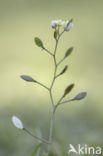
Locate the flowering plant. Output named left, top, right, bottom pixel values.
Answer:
left=12, top=19, right=87, bottom=156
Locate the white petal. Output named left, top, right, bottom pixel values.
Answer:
left=57, top=19, right=62, bottom=26
left=62, top=20, right=69, bottom=27
left=61, top=21, right=65, bottom=25
left=51, top=20, right=57, bottom=28
left=12, top=116, right=23, bottom=129
left=67, top=23, right=74, bottom=30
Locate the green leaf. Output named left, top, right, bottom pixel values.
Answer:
left=20, top=75, right=36, bottom=82
left=63, top=83, right=74, bottom=97
left=54, top=30, right=59, bottom=40
left=29, top=144, right=42, bottom=156
left=65, top=47, right=73, bottom=58
left=72, top=92, right=87, bottom=101
left=58, top=65, right=68, bottom=76
left=34, top=37, right=44, bottom=48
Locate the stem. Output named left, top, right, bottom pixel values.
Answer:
left=54, top=40, right=58, bottom=56
left=49, top=56, right=57, bottom=143
left=36, top=81, right=49, bottom=91
left=49, top=90, right=54, bottom=108
left=50, top=55, right=57, bottom=90
left=49, top=108, right=54, bottom=143
left=49, top=30, right=65, bottom=143
left=54, top=95, right=64, bottom=113
left=23, top=128, right=50, bottom=144
left=57, top=56, right=65, bottom=66
left=59, top=99, right=72, bottom=105
left=43, top=47, right=53, bottom=56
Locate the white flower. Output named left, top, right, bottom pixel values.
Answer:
left=51, top=20, right=58, bottom=28
left=51, top=19, right=62, bottom=28
left=51, top=19, right=73, bottom=30
left=62, top=20, right=74, bottom=31
left=57, top=19, right=62, bottom=26
left=62, top=20, right=69, bottom=27
left=66, top=23, right=74, bottom=31
left=12, top=116, right=23, bottom=129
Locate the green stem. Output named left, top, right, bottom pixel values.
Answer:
left=54, top=95, right=64, bottom=113
left=59, top=99, right=72, bottom=105
left=57, top=56, right=65, bottom=66
left=49, top=56, right=57, bottom=143
left=43, top=47, right=53, bottom=56
left=49, top=107, right=54, bottom=143
left=23, top=128, right=50, bottom=144
left=36, top=81, right=49, bottom=91
left=49, top=30, right=65, bottom=143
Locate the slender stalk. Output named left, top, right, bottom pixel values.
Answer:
left=43, top=47, right=53, bottom=56
left=57, top=57, right=65, bottom=66
left=54, top=95, right=64, bottom=113
left=23, top=128, right=50, bottom=144
left=50, top=55, right=57, bottom=90
left=59, top=99, right=72, bottom=105
left=49, top=90, right=54, bottom=108
left=36, top=81, right=49, bottom=91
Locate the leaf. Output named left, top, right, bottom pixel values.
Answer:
left=58, top=65, right=68, bottom=76
left=65, top=47, right=73, bottom=58
left=29, top=144, right=42, bottom=156
left=72, top=92, right=87, bottom=101
left=63, top=83, right=74, bottom=97
left=20, top=75, right=36, bottom=82
left=54, top=30, right=59, bottom=40
left=34, top=37, right=44, bottom=48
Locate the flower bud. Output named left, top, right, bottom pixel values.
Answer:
left=12, top=116, right=23, bottom=129
left=62, top=20, right=74, bottom=31
left=57, top=19, right=62, bottom=26
left=51, top=20, right=58, bottom=28
left=66, top=23, right=74, bottom=31
left=62, top=20, right=69, bottom=27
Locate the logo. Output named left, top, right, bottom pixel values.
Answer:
left=68, top=144, right=102, bottom=155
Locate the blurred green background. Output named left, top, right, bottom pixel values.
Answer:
left=0, top=0, right=103, bottom=155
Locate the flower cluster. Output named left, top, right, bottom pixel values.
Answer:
left=51, top=19, right=74, bottom=31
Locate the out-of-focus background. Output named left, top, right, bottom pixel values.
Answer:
left=0, top=0, right=103, bottom=155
